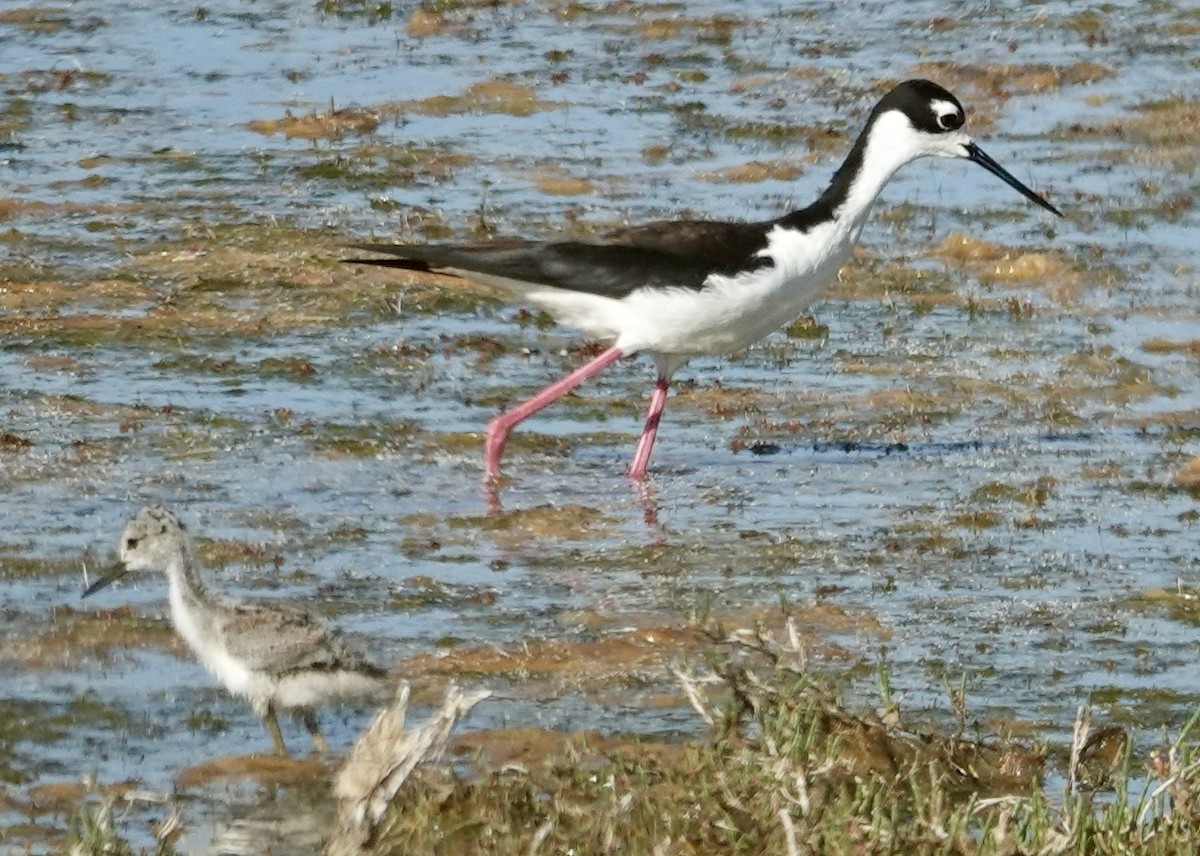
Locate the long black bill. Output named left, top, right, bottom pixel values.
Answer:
left=82, top=565, right=127, bottom=599
left=966, top=143, right=1062, bottom=218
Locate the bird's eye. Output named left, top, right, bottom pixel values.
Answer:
left=125, top=537, right=140, bottom=550
left=937, top=111, right=963, bottom=131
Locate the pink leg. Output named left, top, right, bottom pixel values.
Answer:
left=629, top=376, right=669, bottom=480
left=485, top=345, right=624, bottom=479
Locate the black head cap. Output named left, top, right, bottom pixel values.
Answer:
left=873, top=79, right=966, bottom=134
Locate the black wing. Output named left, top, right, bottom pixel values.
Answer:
left=348, top=218, right=778, bottom=300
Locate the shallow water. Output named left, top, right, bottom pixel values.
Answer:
left=2, top=0, right=1200, bottom=851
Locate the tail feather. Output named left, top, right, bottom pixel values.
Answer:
left=343, top=244, right=436, bottom=273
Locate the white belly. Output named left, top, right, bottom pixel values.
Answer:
left=527, top=221, right=859, bottom=363
left=169, top=585, right=256, bottom=696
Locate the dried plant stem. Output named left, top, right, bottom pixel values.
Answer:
left=325, top=682, right=491, bottom=856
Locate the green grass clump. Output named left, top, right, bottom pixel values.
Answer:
left=362, top=628, right=1200, bottom=855
left=60, top=627, right=1200, bottom=855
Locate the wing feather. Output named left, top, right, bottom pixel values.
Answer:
left=218, top=602, right=384, bottom=679
left=348, top=218, right=777, bottom=300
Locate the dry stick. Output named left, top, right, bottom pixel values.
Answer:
left=1049, top=703, right=1091, bottom=855
left=674, top=666, right=719, bottom=726
left=779, top=808, right=801, bottom=856
left=1066, top=703, right=1091, bottom=796
left=325, top=682, right=491, bottom=856
left=527, top=819, right=555, bottom=856
left=1140, top=760, right=1200, bottom=830
left=1139, top=709, right=1200, bottom=834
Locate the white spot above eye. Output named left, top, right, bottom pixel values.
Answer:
left=930, top=98, right=962, bottom=131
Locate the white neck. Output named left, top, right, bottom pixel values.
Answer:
left=163, top=547, right=208, bottom=604
left=164, top=548, right=221, bottom=663
left=837, top=111, right=927, bottom=228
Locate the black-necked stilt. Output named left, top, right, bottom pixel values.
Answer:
left=83, top=506, right=389, bottom=756
left=351, top=79, right=1061, bottom=481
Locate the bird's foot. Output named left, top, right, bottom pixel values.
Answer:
left=483, top=421, right=509, bottom=479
